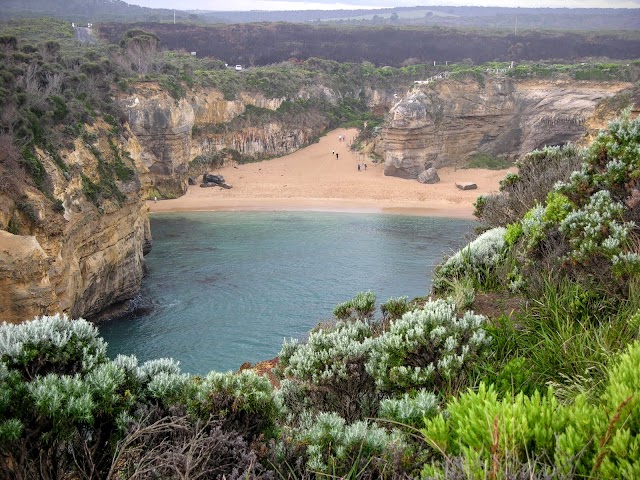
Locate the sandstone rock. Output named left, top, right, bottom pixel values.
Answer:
left=381, top=77, right=632, bottom=179
left=418, top=167, right=440, bottom=184
left=120, top=83, right=398, bottom=198
left=0, top=129, right=150, bottom=324
left=456, top=182, right=478, bottom=190
left=188, top=177, right=197, bottom=185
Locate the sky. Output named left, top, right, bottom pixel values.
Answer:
left=127, top=0, right=640, bottom=11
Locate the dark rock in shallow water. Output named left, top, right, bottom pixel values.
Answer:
left=88, top=295, right=154, bottom=323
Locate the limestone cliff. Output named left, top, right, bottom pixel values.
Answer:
left=381, top=76, right=633, bottom=178
left=0, top=123, right=150, bottom=324
left=119, top=83, right=397, bottom=197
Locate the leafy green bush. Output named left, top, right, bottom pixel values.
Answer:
left=380, top=296, right=410, bottom=322
left=278, top=320, right=377, bottom=421
left=192, top=370, right=281, bottom=442
left=20, top=146, right=46, bottom=190
left=432, top=227, right=506, bottom=292
left=421, top=341, right=640, bottom=479
left=333, top=290, right=377, bottom=320
left=0, top=314, right=107, bottom=378
left=293, top=412, right=403, bottom=477
left=378, top=389, right=439, bottom=426
left=0, top=315, right=278, bottom=479
left=367, top=300, right=490, bottom=395
left=559, top=190, right=633, bottom=264
left=475, top=144, right=584, bottom=229
left=421, top=383, right=568, bottom=478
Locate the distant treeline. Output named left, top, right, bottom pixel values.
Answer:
left=201, top=6, right=640, bottom=31
left=3, top=1, right=640, bottom=31
left=97, top=22, right=640, bottom=67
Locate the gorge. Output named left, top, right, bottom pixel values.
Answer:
left=0, top=58, right=637, bottom=324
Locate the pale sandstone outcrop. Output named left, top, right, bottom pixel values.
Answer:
left=381, top=77, right=633, bottom=179
left=0, top=125, right=150, bottom=324
left=119, top=83, right=399, bottom=198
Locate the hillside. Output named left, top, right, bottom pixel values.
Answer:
left=0, top=0, right=204, bottom=23
left=97, top=22, right=640, bottom=67
left=202, top=6, right=640, bottom=31
left=2, top=0, right=640, bottom=31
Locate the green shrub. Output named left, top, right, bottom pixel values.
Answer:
left=432, top=227, right=506, bottom=292
left=378, top=389, right=439, bottom=427
left=421, top=383, right=569, bottom=477
left=332, top=291, right=377, bottom=320
left=587, top=340, right=640, bottom=478
left=15, top=200, right=38, bottom=225
left=20, top=146, right=46, bottom=190
left=475, top=144, right=584, bottom=229
left=293, top=412, right=402, bottom=477
left=193, top=370, right=281, bottom=441
left=366, top=300, right=491, bottom=395
left=278, top=320, right=377, bottom=421
left=504, top=222, right=523, bottom=247
left=380, top=296, right=410, bottom=322
left=0, top=314, right=107, bottom=378
left=559, top=190, right=633, bottom=264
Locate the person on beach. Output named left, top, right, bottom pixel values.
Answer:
left=357, top=163, right=361, bottom=171
left=336, top=153, right=339, bottom=160
left=332, top=150, right=335, bottom=155
left=364, top=163, right=367, bottom=171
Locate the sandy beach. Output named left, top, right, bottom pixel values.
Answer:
left=149, top=128, right=512, bottom=218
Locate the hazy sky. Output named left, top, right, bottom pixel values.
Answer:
left=127, top=0, right=640, bottom=12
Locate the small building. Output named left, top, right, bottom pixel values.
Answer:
left=235, top=65, right=243, bottom=71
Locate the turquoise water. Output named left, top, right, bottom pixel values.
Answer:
left=99, top=212, right=474, bottom=374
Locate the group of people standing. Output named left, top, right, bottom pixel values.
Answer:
left=333, top=134, right=367, bottom=172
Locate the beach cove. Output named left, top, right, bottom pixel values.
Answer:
left=149, top=128, right=512, bottom=218
left=99, top=128, right=512, bottom=373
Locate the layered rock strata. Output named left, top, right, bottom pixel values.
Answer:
left=0, top=126, right=150, bottom=324
left=381, top=77, right=633, bottom=179
left=119, top=83, right=399, bottom=197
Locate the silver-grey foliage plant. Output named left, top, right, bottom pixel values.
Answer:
left=366, top=299, right=491, bottom=393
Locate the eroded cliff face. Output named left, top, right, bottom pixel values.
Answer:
left=381, top=77, right=633, bottom=178
left=0, top=124, right=150, bottom=323
left=119, top=83, right=397, bottom=197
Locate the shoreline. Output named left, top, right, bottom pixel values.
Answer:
left=148, top=127, right=511, bottom=219
left=149, top=198, right=477, bottom=219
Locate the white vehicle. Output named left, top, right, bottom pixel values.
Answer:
left=235, top=65, right=243, bottom=71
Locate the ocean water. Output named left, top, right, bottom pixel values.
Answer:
left=99, top=211, right=475, bottom=374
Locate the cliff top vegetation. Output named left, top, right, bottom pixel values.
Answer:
left=1, top=11, right=640, bottom=476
